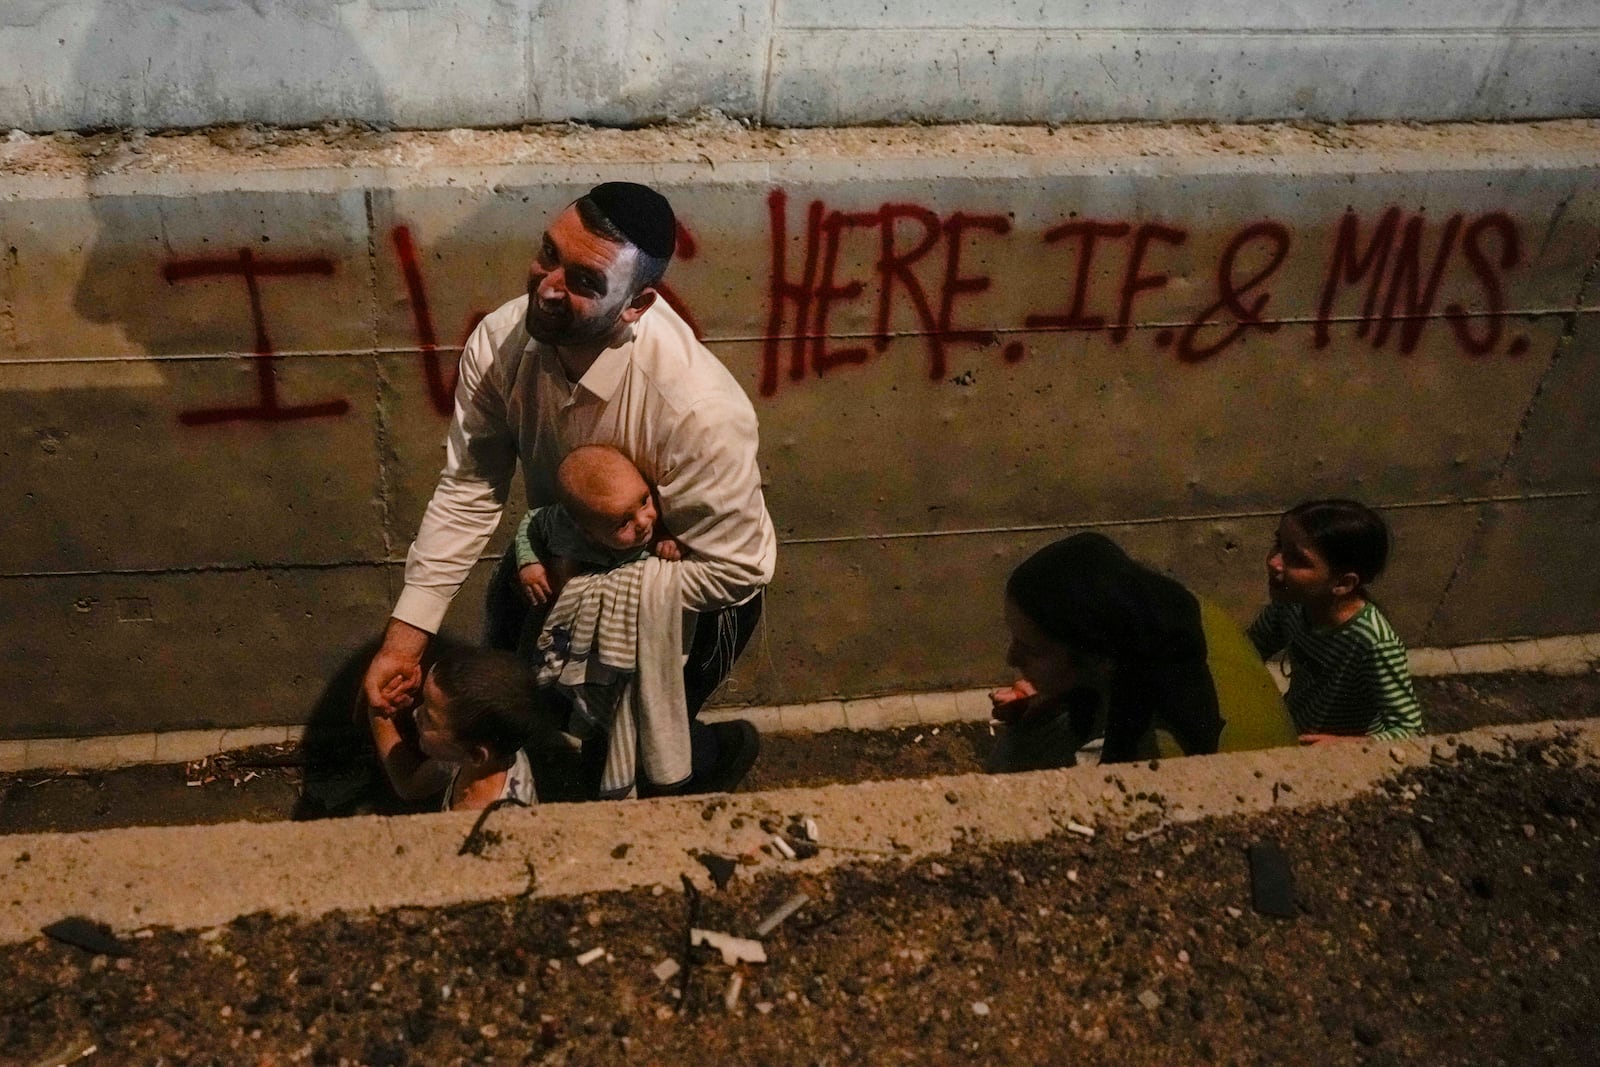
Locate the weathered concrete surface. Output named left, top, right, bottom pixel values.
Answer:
left=2, top=2, right=1598, bottom=131
left=2, top=718, right=1595, bottom=947
left=2, top=121, right=1598, bottom=738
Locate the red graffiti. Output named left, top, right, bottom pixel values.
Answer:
left=391, top=225, right=463, bottom=417
left=655, top=220, right=705, bottom=339
left=1023, top=220, right=1187, bottom=347
left=163, top=195, right=1532, bottom=419
left=1446, top=212, right=1524, bottom=357
left=165, top=249, right=348, bottom=425
left=176, top=219, right=706, bottom=426
left=1314, top=207, right=1525, bottom=357
left=1025, top=220, right=1131, bottom=332
left=761, top=191, right=1012, bottom=395
left=1112, top=224, right=1188, bottom=344
left=1175, top=222, right=1290, bottom=363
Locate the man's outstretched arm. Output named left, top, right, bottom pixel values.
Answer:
left=363, top=304, right=522, bottom=710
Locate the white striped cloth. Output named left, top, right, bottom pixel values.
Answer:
left=534, top=557, right=691, bottom=798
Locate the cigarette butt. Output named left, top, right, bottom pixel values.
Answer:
left=754, top=893, right=810, bottom=937
left=1066, top=821, right=1096, bottom=839
left=575, top=947, right=605, bottom=966
left=771, top=835, right=797, bottom=860
left=724, top=972, right=744, bottom=1012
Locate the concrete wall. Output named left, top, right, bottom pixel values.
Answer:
left=2, top=1, right=1598, bottom=132
left=3, top=121, right=1599, bottom=739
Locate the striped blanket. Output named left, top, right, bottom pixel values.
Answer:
left=533, top=556, right=690, bottom=798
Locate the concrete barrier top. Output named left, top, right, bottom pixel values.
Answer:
left=3, top=718, right=1596, bottom=947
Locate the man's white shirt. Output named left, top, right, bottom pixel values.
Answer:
left=393, top=296, right=777, bottom=634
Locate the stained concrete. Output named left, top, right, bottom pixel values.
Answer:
left=2, top=718, right=1594, bottom=947
left=2, top=121, right=1598, bottom=737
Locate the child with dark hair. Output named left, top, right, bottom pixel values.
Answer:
left=990, top=532, right=1296, bottom=769
left=1247, top=499, right=1424, bottom=742
left=366, top=647, right=540, bottom=810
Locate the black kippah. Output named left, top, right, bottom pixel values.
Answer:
left=586, top=181, right=677, bottom=259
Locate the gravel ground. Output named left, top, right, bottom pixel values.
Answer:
left=4, top=732, right=1598, bottom=1066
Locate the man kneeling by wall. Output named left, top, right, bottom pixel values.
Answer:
left=361, top=181, right=775, bottom=797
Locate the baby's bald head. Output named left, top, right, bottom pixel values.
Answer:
left=556, top=445, right=657, bottom=552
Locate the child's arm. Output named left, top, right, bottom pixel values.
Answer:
left=1362, top=641, right=1425, bottom=741
left=1245, top=603, right=1287, bottom=660
left=366, top=704, right=452, bottom=802
left=516, top=508, right=558, bottom=605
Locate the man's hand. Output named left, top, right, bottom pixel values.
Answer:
left=363, top=618, right=430, bottom=717
left=519, top=562, right=554, bottom=605
left=990, top=679, right=1039, bottom=725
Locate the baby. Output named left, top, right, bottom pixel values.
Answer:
left=365, top=646, right=539, bottom=810
left=514, top=444, right=684, bottom=608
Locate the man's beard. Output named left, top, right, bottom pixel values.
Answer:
left=525, top=300, right=625, bottom=347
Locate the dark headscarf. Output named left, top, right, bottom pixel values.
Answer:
left=1006, top=533, right=1222, bottom=762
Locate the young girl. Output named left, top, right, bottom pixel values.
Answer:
left=1247, top=499, right=1424, bottom=743
left=989, top=532, right=1297, bottom=770
left=366, top=647, right=541, bottom=810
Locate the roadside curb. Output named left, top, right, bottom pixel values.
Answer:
left=3, top=633, right=1594, bottom=773
left=3, top=718, right=1595, bottom=947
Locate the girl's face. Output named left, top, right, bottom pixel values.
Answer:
left=1266, top=516, right=1343, bottom=605
left=1004, top=597, right=1087, bottom=701
left=413, top=672, right=471, bottom=764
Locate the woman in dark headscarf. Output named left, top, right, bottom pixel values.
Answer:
left=989, top=533, right=1295, bottom=770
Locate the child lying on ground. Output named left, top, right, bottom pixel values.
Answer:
left=514, top=444, right=685, bottom=612
left=1247, top=498, right=1424, bottom=743
left=366, top=647, right=540, bottom=810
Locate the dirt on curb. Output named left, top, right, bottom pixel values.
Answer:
left=6, top=117, right=1600, bottom=182
left=4, top=732, right=1598, bottom=1066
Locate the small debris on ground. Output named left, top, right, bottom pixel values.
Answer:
left=695, top=852, right=739, bottom=890
left=41, top=917, right=133, bottom=958
left=690, top=929, right=767, bottom=966
left=754, top=893, right=810, bottom=937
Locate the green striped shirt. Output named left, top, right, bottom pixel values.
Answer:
left=1246, top=601, right=1424, bottom=740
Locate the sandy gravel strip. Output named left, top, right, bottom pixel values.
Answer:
left=3, top=718, right=1595, bottom=946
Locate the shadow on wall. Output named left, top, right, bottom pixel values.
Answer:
left=71, top=0, right=393, bottom=349
left=42, top=2, right=404, bottom=743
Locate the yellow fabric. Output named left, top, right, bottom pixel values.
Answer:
left=1198, top=597, right=1298, bottom=753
